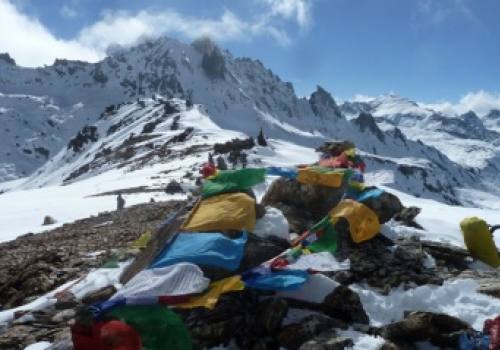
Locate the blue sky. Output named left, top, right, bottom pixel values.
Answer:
left=1, top=0, right=499, bottom=105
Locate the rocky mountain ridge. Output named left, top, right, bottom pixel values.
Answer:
left=341, top=95, right=500, bottom=172
left=0, top=37, right=497, bottom=205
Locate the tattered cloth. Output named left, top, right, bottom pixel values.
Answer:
left=182, top=192, right=256, bottom=232
left=111, top=263, right=210, bottom=301
left=297, top=166, right=345, bottom=188
left=328, top=199, right=380, bottom=243
left=201, top=168, right=266, bottom=198
left=242, top=266, right=309, bottom=291
left=150, top=232, right=247, bottom=271
left=71, top=319, right=142, bottom=350
left=175, top=275, right=245, bottom=310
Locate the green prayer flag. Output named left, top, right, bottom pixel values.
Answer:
left=107, top=305, right=193, bottom=350
left=201, top=168, right=266, bottom=198
left=308, top=216, right=338, bottom=253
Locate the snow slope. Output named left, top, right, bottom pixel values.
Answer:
left=1, top=118, right=499, bottom=251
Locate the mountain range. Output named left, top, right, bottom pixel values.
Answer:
left=1, top=36, right=499, bottom=207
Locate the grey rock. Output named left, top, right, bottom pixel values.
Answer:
left=421, top=240, right=470, bottom=270
left=477, top=279, right=500, bottom=299
left=379, top=341, right=417, bottom=350
left=300, top=332, right=354, bottom=350
left=261, top=178, right=345, bottom=233
left=165, top=179, right=184, bottom=194
left=81, top=285, right=117, bottom=305
left=255, top=298, right=288, bottom=335
left=321, top=285, right=369, bottom=324
left=381, top=311, right=470, bottom=348
left=362, top=191, right=404, bottom=224
left=54, top=292, right=78, bottom=310
left=393, top=207, right=423, bottom=229
left=278, top=314, right=338, bottom=350
left=51, top=309, right=75, bottom=324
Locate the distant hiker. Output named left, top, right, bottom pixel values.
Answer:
left=257, top=127, right=268, bottom=146
left=240, top=152, right=248, bottom=168
left=42, top=215, right=56, bottom=226
left=216, top=156, right=228, bottom=170
left=117, top=194, right=125, bottom=210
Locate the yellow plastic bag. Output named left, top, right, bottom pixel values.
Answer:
left=297, top=167, right=343, bottom=188
left=131, top=230, right=152, bottom=249
left=175, top=275, right=245, bottom=309
left=460, top=217, right=500, bottom=268
left=182, top=192, right=256, bottom=232
left=329, top=199, right=380, bottom=243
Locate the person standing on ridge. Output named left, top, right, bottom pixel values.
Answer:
left=117, top=193, right=125, bottom=210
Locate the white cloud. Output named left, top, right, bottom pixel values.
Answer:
left=0, top=0, right=101, bottom=67
left=77, top=9, right=281, bottom=53
left=0, top=0, right=312, bottom=67
left=60, top=5, right=77, bottom=19
left=352, top=94, right=375, bottom=103
left=414, top=0, right=481, bottom=26
left=422, top=91, right=500, bottom=116
left=259, top=0, right=312, bottom=28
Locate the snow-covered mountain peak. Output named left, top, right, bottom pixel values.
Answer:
left=483, top=109, right=500, bottom=132
left=1, top=35, right=498, bottom=206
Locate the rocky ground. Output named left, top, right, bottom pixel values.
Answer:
left=0, top=200, right=184, bottom=310
left=1, top=178, right=500, bottom=349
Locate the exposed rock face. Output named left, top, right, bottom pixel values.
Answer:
left=67, top=126, right=99, bottom=153
left=309, top=86, right=343, bottom=119
left=192, top=37, right=227, bottom=79
left=353, top=112, right=385, bottom=141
